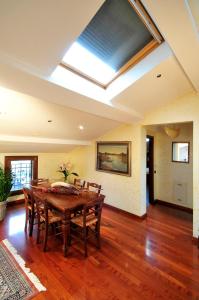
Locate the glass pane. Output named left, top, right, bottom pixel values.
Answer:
left=172, top=143, right=189, bottom=163
left=11, top=160, right=33, bottom=191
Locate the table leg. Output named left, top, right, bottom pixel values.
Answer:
left=62, top=210, right=70, bottom=257
left=29, top=210, right=34, bottom=237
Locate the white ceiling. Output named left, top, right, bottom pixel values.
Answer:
left=0, top=87, right=121, bottom=140
left=0, top=0, right=104, bottom=76
left=0, top=0, right=198, bottom=152
left=188, top=0, right=199, bottom=34
left=112, top=56, right=192, bottom=115
left=142, top=0, right=199, bottom=91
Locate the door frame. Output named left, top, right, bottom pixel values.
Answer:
left=147, top=135, right=154, bottom=204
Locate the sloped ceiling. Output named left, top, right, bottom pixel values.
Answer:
left=112, top=56, right=192, bottom=115
left=0, top=0, right=104, bottom=76
left=0, top=0, right=197, bottom=152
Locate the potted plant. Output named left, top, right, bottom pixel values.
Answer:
left=0, top=166, right=13, bottom=221
left=58, top=162, right=78, bottom=182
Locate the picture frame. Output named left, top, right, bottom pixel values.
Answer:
left=172, top=141, right=190, bottom=163
left=96, top=141, right=131, bottom=176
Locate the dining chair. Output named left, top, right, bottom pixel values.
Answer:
left=74, top=178, right=86, bottom=189
left=33, top=191, right=63, bottom=252
left=87, top=182, right=102, bottom=194
left=73, top=178, right=86, bottom=217
left=23, top=187, right=36, bottom=236
left=70, top=195, right=105, bottom=257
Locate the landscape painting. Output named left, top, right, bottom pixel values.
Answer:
left=96, top=141, right=131, bottom=176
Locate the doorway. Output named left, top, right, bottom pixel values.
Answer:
left=146, top=135, right=154, bottom=206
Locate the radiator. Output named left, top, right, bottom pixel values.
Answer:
left=173, top=182, right=187, bottom=205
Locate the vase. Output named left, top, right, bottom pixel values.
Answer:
left=0, top=201, right=7, bottom=221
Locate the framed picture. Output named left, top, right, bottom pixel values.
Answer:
left=96, top=141, right=131, bottom=176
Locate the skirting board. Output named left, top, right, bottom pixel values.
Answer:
left=103, top=203, right=147, bottom=221
left=155, top=199, right=193, bottom=214
left=192, top=237, right=199, bottom=247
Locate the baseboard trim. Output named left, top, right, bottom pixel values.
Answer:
left=103, top=203, right=147, bottom=220
left=7, top=199, right=25, bottom=206
left=155, top=199, right=193, bottom=214
left=192, top=237, right=198, bottom=246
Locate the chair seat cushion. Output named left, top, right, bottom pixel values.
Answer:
left=71, top=214, right=98, bottom=227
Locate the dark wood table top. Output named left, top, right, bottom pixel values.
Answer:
left=44, top=190, right=104, bottom=213
left=26, top=182, right=105, bottom=213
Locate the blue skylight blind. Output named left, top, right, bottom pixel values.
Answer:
left=77, top=0, right=153, bottom=71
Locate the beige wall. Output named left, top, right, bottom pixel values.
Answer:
left=147, top=123, right=193, bottom=208
left=68, top=124, right=146, bottom=217
left=0, top=152, right=71, bottom=201
left=1, top=92, right=198, bottom=238
left=143, top=92, right=199, bottom=237
left=68, top=92, right=198, bottom=237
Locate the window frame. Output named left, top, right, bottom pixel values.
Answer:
left=5, top=156, right=38, bottom=195
left=60, top=0, right=163, bottom=89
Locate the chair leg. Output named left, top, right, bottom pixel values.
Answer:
left=84, top=226, right=88, bottom=257
left=37, top=221, right=41, bottom=244
left=24, top=208, right=29, bottom=232
left=96, top=222, right=101, bottom=249
left=43, top=222, right=48, bottom=252
left=67, top=225, right=71, bottom=246
left=29, top=210, right=35, bottom=237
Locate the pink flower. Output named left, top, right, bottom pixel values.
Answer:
left=65, top=162, right=72, bottom=171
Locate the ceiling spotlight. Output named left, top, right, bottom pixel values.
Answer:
left=79, top=125, right=84, bottom=130
left=156, top=74, right=162, bottom=78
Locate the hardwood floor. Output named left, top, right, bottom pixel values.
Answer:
left=0, top=204, right=198, bottom=300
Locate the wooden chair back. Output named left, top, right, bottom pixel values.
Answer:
left=32, top=191, right=46, bottom=220
left=74, top=178, right=86, bottom=189
left=23, top=187, right=34, bottom=210
left=87, top=182, right=102, bottom=194
left=23, top=186, right=36, bottom=235
left=82, top=195, right=104, bottom=227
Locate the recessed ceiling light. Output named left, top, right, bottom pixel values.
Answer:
left=48, top=120, right=52, bottom=123
left=79, top=125, right=84, bottom=130
left=156, top=73, right=162, bottom=78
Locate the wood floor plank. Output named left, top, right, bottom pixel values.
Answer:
left=0, top=204, right=198, bottom=300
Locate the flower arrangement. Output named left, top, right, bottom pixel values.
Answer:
left=58, top=162, right=78, bottom=182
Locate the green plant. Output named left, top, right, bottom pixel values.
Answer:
left=0, top=166, right=13, bottom=202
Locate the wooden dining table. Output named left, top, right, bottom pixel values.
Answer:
left=32, top=186, right=105, bottom=256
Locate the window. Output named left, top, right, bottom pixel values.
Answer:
left=61, top=0, right=163, bottom=88
left=5, top=156, right=38, bottom=195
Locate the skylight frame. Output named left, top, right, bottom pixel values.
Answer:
left=60, top=0, right=163, bottom=89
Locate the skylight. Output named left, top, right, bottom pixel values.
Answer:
left=62, top=42, right=116, bottom=85
left=61, top=0, right=162, bottom=88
